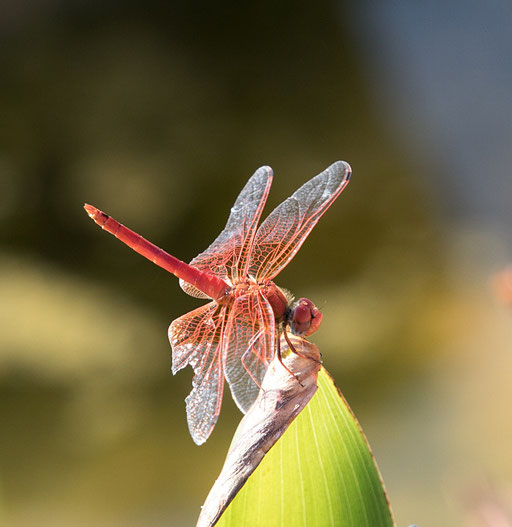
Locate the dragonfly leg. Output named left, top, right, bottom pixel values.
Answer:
left=283, top=325, right=322, bottom=365
left=276, top=332, right=304, bottom=387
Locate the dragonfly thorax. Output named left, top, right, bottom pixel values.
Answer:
left=259, top=281, right=290, bottom=321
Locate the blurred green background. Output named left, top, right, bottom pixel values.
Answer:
left=1, top=1, right=511, bottom=526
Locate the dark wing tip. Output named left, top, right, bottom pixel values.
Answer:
left=254, top=165, right=274, bottom=177
left=329, top=160, right=352, bottom=183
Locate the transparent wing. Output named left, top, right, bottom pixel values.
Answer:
left=248, top=161, right=351, bottom=281
left=223, top=291, right=275, bottom=413
left=169, top=301, right=231, bottom=445
left=180, top=166, right=273, bottom=298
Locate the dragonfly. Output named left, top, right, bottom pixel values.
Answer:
left=84, top=160, right=351, bottom=445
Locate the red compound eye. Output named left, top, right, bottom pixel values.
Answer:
left=289, top=298, right=322, bottom=336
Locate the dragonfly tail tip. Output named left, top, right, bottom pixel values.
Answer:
left=84, top=203, right=99, bottom=219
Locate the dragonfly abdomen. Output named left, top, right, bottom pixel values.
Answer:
left=84, top=204, right=230, bottom=300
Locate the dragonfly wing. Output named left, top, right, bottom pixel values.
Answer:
left=248, top=161, right=351, bottom=281
left=169, top=301, right=230, bottom=445
left=223, top=291, right=275, bottom=413
left=180, top=166, right=273, bottom=298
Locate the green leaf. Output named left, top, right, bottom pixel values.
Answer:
left=217, top=368, right=395, bottom=527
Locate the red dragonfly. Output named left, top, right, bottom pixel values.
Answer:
left=84, top=161, right=351, bottom=444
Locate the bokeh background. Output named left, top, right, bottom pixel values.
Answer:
left=1, top=1, right=511, bottom=526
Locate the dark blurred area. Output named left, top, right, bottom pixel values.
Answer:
left=1, top=1, right=510, bottom=525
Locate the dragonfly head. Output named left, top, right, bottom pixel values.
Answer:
left=288, top=297, right=322, bottom=337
